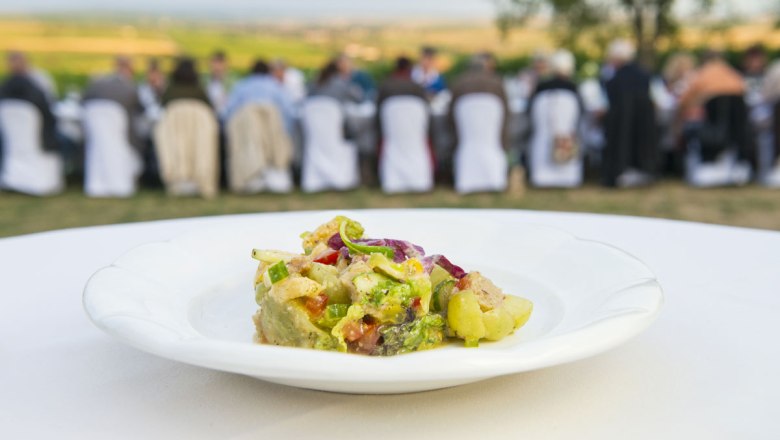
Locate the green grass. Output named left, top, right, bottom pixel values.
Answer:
left=2, top=182, right=780, bottom=238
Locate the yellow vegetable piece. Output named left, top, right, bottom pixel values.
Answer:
left=447, top=290, right=486, bottom=347
left=503, top=295, right=534, bottom=329
left=269, top=275, right=323, bottom=301
left=482, top=307, right=516, bottom=341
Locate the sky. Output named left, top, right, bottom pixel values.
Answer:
left=0, top=0, right=773, bottom=21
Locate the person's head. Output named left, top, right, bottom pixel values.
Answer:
left=170, top=57, right=200, bottom=86
left=6, top=51, right=28, bottom=75
left=270, top=58, right=287, bottom=82
left=210, top=50, right=228, bottom=79
left=531, top=50, right=550, bottom=76
left=550, top=49, right=575, bottom=79
left=420, top=46, right=437, bottom=71
left=743, top=44, right=767, bottom=75
left=662, top=53, right=696, bottom=86
left=250, top=59, right=270, bottom=75
left=146, top=58, right=165, bottom=89
left=317, top=60, right=340, bottom=86
left=469, top=51, right=497, bottom=74
left=335, top=53, right=353, bottom=77
left=115, top=55, right=134, bottom=79
left=606, top=39, right=636, bottom=67
left=393, top=56, right=413, bottom=78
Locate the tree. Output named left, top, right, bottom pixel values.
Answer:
left=495, top=0, right=713, bottom=68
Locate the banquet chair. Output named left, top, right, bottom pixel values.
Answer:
left=300, top=96, right=359, bottom=193
left=0, top=99, right=64, bottom=195
left=453, top=93, right=507, bottom=193
left=154, top=99, right=220, bottom=198
left=226, top=103, right=293, bottom=194
left=528, top=89, right=583, bottom=188
left=379, top=96, right=432, bottom=193
left=685, top=95, right=751, bottom=187
left=82, top=100, right=142, bottom=197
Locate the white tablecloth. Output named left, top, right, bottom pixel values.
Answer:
left=2, top=211, right=779, bottom=439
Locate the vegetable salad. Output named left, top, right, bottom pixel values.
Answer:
left=251, top=216, right=533, bottom=356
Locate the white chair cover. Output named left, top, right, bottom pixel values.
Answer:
left=226, top=103, right=293, bottom=194
left=685, top=142, right=751, bottom=187
left=0, top=99, right=63, bottom=195
left=83, top=100, right=141, bottom=197
left=154, top=100, right=220, bottom=198
left=528, top=89, right=583, bottom=188
left=453, top=93, right=507, bottom=193
left=379, top=96, right=432, bottom=193
left=300, top=97, right=359, bottom=193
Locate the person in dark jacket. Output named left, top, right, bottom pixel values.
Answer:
left=0, top=51, right=59, bottom=152
left=449, top=52, right=510, bottom=150
left=377, top=58, right=427, bottom=109
left=526, top=51, right=583, bottom=121
left=376, top=56, right=429, bottom=143
left=161, top=57, right=211, bottom=108
left=602, top=40, right=657, bottom=187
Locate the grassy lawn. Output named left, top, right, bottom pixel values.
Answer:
left=2, top=181, right=780, bottom=237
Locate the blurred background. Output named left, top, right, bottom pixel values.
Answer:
left=2, top=1, right=777, bottom=93
left=1, top=0, right=779, bottom=236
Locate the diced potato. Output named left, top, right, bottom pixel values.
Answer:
left=503, top=295, right=534, bottom=329
left=482, top=307, right=516, bottom=341
left=447, top=290, right=486, bottom=347
left=269, top=275, right=322, bottom=301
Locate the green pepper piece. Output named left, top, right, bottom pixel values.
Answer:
left=268, top=260, right=289, bottom=284
left=339, top=221, right=395, bottom=259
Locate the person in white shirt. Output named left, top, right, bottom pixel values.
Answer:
left=271, top=59, right=306, bottom=106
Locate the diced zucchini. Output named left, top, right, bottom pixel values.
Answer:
left=306, top=262, right=351, bottom=304
left=316, top=303, right=350, bottom=329
left=268, top=260, right=289, bottom=284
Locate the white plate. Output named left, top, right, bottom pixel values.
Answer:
left=83, top=210, right=663, bottom=394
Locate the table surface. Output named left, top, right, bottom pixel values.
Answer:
left=2, top=210, right=779, bottom=439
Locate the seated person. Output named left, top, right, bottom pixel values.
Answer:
left=223, top=59, right=295, bottom=133
left=449, top=52, right=510, bottom=150
left=162, top=57, right=211, bottom=108
left=83, top=56, right=144, bottom=150
left=335, top=54, right=375, bottom=102
left=271, top=58, right=306, bottom=106
left=412, top=46, right=447, bottom=97
left=0, top=51, right=58, bottom=153
left=602, top=39, right=657, bottom=187
left=309, top=58, right=363, bottom=104
left=677, top=50, right=746, bottom=136
left=526, top=50, right=584, bottom=187
left=377, top=56, right=428, bottom=139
